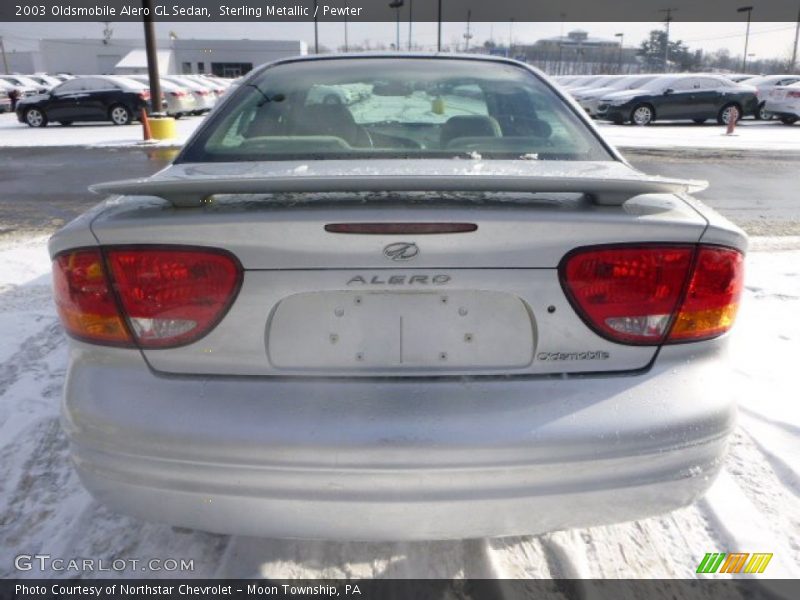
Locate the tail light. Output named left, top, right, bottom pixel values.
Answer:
left=668, top=247, right=744, bottom=342
left=788, top=90, right=800, bottom=98
left=138, top=91, right=151, bottom=101
left=559, top=244, right=743, bottom=345
left=53, top=247, right=242, bottom=348
left=53, top=250, right=132, bottom=346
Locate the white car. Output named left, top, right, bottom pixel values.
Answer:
left=0, top=76, right=40, bottom=99
left=162, top=76, right=216, bottom=113
left=744, top=74, right=800, bottom=119
left=764, top=81, right=800, bottom=125
left=127, top=75, right=197, bottom=118
left=26, top=74, right=63, bottom=91
left=575, top=74, right=659, bottom=117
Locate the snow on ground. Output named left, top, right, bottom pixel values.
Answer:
left=597, top=121, right=800, bottom=152
left=1, top=111, right=798, bottom=152
left=0, top=233, right=798, bottom=579
left=0, top=112, right=200, bottom=149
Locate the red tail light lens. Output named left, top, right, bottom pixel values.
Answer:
left=106, top=248, right=242, bottom=348
left=667, top=247, right=743, bottom=342
left=788, top=90, right=800, bottom=98
left=560, top=244, right=743, bottom=345
left=53, top=250, right=132, bottom=346
left=560, top=245, right=694, bottom=344
left=53, top=247, right=242, bottom=348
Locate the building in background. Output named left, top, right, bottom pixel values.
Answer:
left=524, top=30, right=640, bottom=75
left=3, top=50, right=44, bottom=74
left=23, top=38, right=306, bottom=76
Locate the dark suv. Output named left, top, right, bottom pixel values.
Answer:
left=596, top=74, right=759, bottom=126
left=16, top=75, right=164, bottom=127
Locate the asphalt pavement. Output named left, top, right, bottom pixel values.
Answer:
left=1, top=146, right=798, bottom=236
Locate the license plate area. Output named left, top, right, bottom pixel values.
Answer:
left=267, top=290, right=535, bottom=371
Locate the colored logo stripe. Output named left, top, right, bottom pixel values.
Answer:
left=697, top=553, right=726, bottom=573
left=720, top=553, right=749, bottom=573
left=696, top=552, right=773, bottom=574
left=744, top=554, right=773, bottom=574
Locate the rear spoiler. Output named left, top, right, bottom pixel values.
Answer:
left=90, top=175, right=708, bottom=208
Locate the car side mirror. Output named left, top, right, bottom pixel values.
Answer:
left=663, top=88, right=674, bottom=95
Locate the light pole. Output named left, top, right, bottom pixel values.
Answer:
left=389, top=1, right=404, bottom=51
left=738, top=6, right=754, bottom=72
left=313, top=0, right=319, bottom=54
left=615, top=32, right=624, bottom=73
left=437, top=0, right=443, bottom=52
left=141, top=0, right=163, bottom=115
left=793, top=3, right=800, bottom=72
left=464, top=10, right=473, bottom=52
left=408, top=0, right=413, bottom=50
left=344, top=15, right=348, bottom=52
left=509, top=18, right=515, bottom=58
left=659, top=7, right=677, bottom=72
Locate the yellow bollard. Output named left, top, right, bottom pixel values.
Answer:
left=148, top=117, right=177, bottom=140
left=432, top=96, right=445, bottom=115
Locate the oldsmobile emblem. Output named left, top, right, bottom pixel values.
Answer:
left=383, top=242, right=419, bottom=261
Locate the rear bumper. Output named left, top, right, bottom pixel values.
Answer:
left=63, top=340, right=735, bottom=540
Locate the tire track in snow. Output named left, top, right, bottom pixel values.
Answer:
left=736, top=415, right=800, bottom=499
left=0, top=320, right=64, bottom=400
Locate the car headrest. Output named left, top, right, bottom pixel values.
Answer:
left=294, top=104, right=362, bottom=145
left=440, top=115, right=502, bottom=147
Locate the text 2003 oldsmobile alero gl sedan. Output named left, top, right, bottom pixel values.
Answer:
left=51, top=55, right=745, bottom=540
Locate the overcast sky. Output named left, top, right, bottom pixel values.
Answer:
left=3, top=21, right=799, bottom=61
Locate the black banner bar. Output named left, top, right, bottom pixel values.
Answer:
left=4, top=579, right=799, bottom=600
left=3, top=0, right=800, bottom=22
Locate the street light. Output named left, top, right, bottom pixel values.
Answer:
left=437, top=0, right=443, bottom=52
left=615, top=33, right=624, bottom=73
left=408, top=0, right=413, bottom=50
left=389, top=1, right=404, bottom=51
left=738, top=6, right=754, bottom=72
left=464, top=10, right=473, bottom=52
left=313, top=0, right=319, bottom=54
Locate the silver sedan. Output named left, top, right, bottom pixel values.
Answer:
left=51, top=55, right=746, bottom=540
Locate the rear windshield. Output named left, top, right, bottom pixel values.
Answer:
left=179, top=58, right=612, bottom=162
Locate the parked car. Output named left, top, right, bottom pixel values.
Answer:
left=597, top=74, right=759, bottom=125
left=0, top=88, right=10, bottom=113
left=16, top=75, right=163, bottom=127
left=0, top=74, right=50, bottom=95
left=574, top=74, right=659, bottom=117
left=185, top=74, right=228, bottom=99
left=724, top=73, right=756, bottom=83
left=0, top=80, right=20, bottom=111
left=743, top=74, right=800, bottom=119
left=0, top=77, right=38, bottom=109
left=561, top=75, right=597, bottom=90
left=162, top=75, right=216, bottom=113
left=51, top=55, right=746, bottom=540
left=25, top=73, right=63, bottom=91
left=127, top=75, right=197, bottom=118
left=764, top=81, right=800, bottom=125
left=565, top=75, right=621, bottom=95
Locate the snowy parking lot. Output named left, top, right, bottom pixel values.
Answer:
left=0, top=233, right=798, bottom=579
left=1, top=110, right=798, bottom=152
left=1, top=102, right=798, bottom=580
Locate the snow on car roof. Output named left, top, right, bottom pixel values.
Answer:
left=94, top=75, right=149, bottom=91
